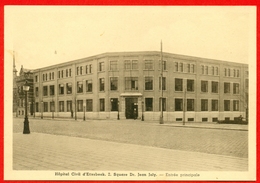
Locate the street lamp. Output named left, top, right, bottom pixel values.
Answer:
left=141, top=101, right=144, bottom=121
left=83, top=103, right=86, bottom=121
left=117, top=100, right=120, bottom=120
left=23, top=82, right=30, bottom=134
left=41, top=100, right=43, bottom=119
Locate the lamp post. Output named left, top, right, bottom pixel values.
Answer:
left=117, top=100, right=120, bottom=120
left=83, top=104, right=86, bottom=121
left=41, top=100, right=43, bottom=119
left=141, top=101, right=144, bottom=121
left=23, top=82, right=30, bottom=134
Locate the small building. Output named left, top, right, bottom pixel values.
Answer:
left=27, top=51, right=248, bottom=122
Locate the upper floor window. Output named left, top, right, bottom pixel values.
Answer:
left=125, top=77, right=138, bottom=90
left=187, top=79, right=194, bottom=92
left=110, top=61, right=118, bottom=71
left=201, top=81, right=208, bottom=92
left=80, top=66, right=83, bottom=75
left=224, top=82, right=230, bottom=93
left=175, top=78, right=183, bottom=91
left=211, top=81, right=218, bottom=93
left=66, top=69, right=68, bottom=77
left=77, top=81, right=83, bottom=93
left=201, top=99, right=208, bottom=111
left=159, top=77, right=166, bottom=90
left=159, top=60, right=167, bottom=70
left=35, top=87, right=39, bottom=97
left=86, top=80, right=93, bottom=92
left=237, top=69, right=240, bottom=77
left=99, top=78, right=105, bottom=91
left=187, top=99, right=195, bottom=111
left=43, top=86, right=48, bottom=96
left=50, top=85, right=55, bottom=96
left=89, top=65, right=92, bottom=73
left=59, top=84, right=64, bottom=95
left=144, top=60, right=153, bottom=70
left=145, top=77, right=153, bottom=90
left=212, top=100, right=218, bottom=111
left=35, top=75, right=38, bottom=82
left=175, top=62, right=178, bottom=72
left=124, top=60, right=131, bottom=70
left=99, top=62, right=104, bottom=71
left=233, top=83, right=239, bottom=94
left=66, top=83, right=72, bottom=94
left=132, top=60, right=138, bottom=69
left=110, top=77, right=118, bottom=91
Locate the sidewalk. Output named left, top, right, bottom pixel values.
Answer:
left=13, top=132, right=248, bottom=171
left=17, top=115, right=248, bottom=131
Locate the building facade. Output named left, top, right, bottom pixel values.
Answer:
left=30, top=51, right=248, bottom=122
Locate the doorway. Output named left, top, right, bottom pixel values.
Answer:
left=125, top=98, right=138, bottom=119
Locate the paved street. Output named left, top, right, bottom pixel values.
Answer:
left=12, top=117, right=248, bottom=171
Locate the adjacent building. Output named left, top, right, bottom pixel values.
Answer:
left=15, top=51, right=249, bottom=122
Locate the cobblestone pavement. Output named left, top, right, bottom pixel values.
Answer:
left=13, top=117, right=249, bottom=158
left=13, top=133, right=248, bottom=171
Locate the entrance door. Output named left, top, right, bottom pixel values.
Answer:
left=125, top=98, right=138, bottom=119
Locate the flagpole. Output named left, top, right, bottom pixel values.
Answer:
left=160, top=41, right=164, bottom=124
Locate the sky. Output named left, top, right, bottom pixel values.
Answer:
left=5, top=6, right=256, bottom=71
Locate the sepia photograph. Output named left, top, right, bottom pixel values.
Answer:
left=4, top=6, right=256, bottom=181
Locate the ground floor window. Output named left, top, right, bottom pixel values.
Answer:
left=201, top=99, right=208, bottom=111
left=224, top=100, right=230, bottom=111
left=35, top=102, right=39, bottom=112
left=110, top=98, right=118, bottom=111
left=50, top=101, right=55, bottom=112
left=86, top=99, right=93, bottom=111
left=43, top=102, right=48, bottom=112
left=187, top=99, right=195, bottom=111
left=211, top=100, right=218, bottom=111
left=233, top=100, right=239, bottom=111
left=59, top=101, right=64, bottom=112
left=175, top=98, right=183, bottom=111
left=67, top=100, right=72, bottom=112
left=77, top=100, right=83, bottom=112
left=100, top=99, right=105, bottom=111
left=145, top=98, right=153, bottom=111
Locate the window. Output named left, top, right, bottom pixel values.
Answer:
left=175, top=99, right=183, bottom=111
left=224, top=100, right=230, bottom=111
left=49, top=73, right=51, bottom=80
left=110, top=98, right=118, bottom=111
left=100, top=99, right=105, bottom=111
left=77, top=81, right=83, bottom=93
left=59, top=84, right=64, bottom=95
left=86, top=99, right=93, bottom=111
left=58, top=71, right=60, bottom=78
left=125, top=77, right=138, bottom=90
left=205, top=66, right=208, bottom=75
left=187, top=64, right=191, bottom=73
left=43, top=74, right=45, bottom=81
left=110, top=61, right=117, bottom=71
left=212, top=100, right=218, bottom=111
left=43, top=102, right=48, bottom=112
left=228, top=69, right=230, bottom=76
left=66, top=69, right=68, bottom=77
left=86, top=80, right=93, bottom=92
left=67, top=101, right=72, bottom=112
left=61, top=70, right=64, bottom=78
left=35, top=87, right=39, bottom=97
left=99, top=78, right=105, bottom=91
left=159, top=77, right=166, bottom=90
left=66, top=83, right=72, bottom=94
left=245, top=79, right=249, bottom=88
left=179, top=63, right=183, bottom=72
left=233, top=100, right=239, bottom=111
left=224, top=83, right=230, bottom=93
left=144, top=60, right=153, bottom=70
left=50, top=101, right=55, bottom=112
left=191, top=64, right=195, bottom=73
left=145, top=77, right=153, bottom=90
left=175, top=78, right=183, bottom=91
left=69, top=68, right=72, bottom=76
left=212, top=66, right=214, bottom=75
left=237, top=69, right=240, bottom=77
left=35, top=102, right=39, bottom=112
left=215, top=67, right=219, bottom=75
left=124, top=60, right=131, bottom=70
left=85, top=65, right=88, bottom=74
left=99, top=62, right=104, bottom=71
left=159, top=98, right=166, bottom=111
left=35, top=75, right=38, bottom=82
left=201, top=81, right=208, bottom=92
left=201, top=65, right=204, bottom=74
left=224, top=68, right=227, bottom=76
left=159, top=60, right=166, bottom=70
left=145, top=98, right=153, bottom=111
left=233, top=83, right=239, bottom=94
left=110, top=77, right=118, bottom=91
left=175, top=62, right=178, bottom=72
left=77, top=67, right=79, bottom=75
left=50, top=85, right=55, bottom=96
left=132, top=60, right=138, bottom=69
left=80, top=66, right=83, bottom=75
left=43, top=86, right=48, bottom=96
left=89, top=65, right=92, bottom=73
left=187, top=79, right=194, bottom=92
left=59, top=101, right=64, bottom=112
left=211, top=81, right=218, bottom=93
left=77, top=100, right=83, bottom=112
left=233, top=69, right=236, bottom=77
left=201, top=99, right=208, bottom=111
left=187, top=99, right=194, bottom=111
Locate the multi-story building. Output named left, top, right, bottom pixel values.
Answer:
left=30, top=51, right=248, bottom=122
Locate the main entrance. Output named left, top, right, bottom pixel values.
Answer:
left=125, top=98, right=138, bottom=119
